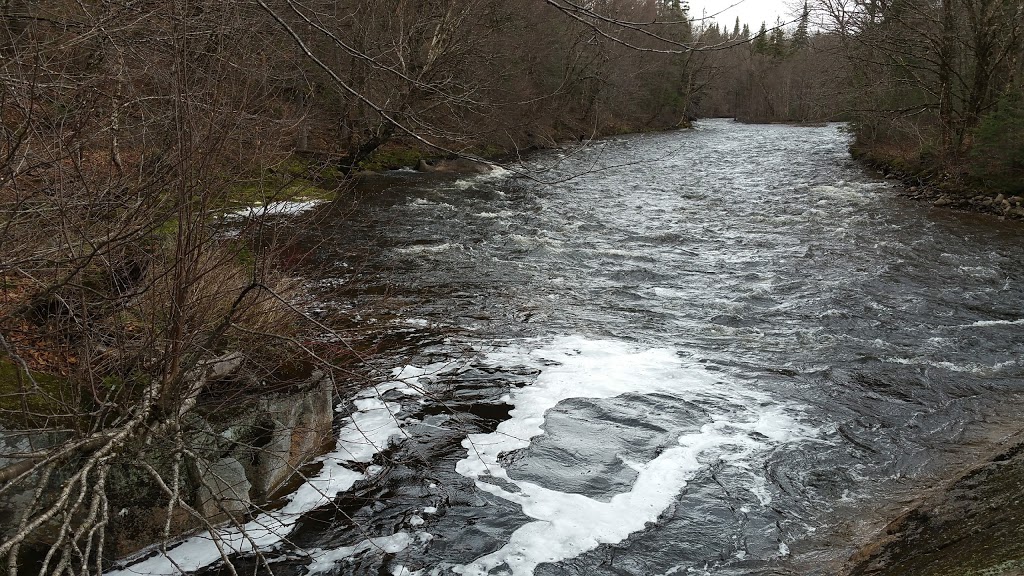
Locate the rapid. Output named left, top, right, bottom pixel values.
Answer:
left=116, top=119, right=1024, bottom=576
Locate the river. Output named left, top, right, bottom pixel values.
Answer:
left=123, top=119, right=1024, bottom=576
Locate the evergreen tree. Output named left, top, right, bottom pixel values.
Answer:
left=754, top=22, right=769, bottom=53
left=741, top=23, right=751, bottom=39
left=662, top=0, right=684, bottom=16
left=733, top=17, right=741, bottom=39
left=792, top=2, right=810, bottom=49
left=769, top=18, right=786, bottom=57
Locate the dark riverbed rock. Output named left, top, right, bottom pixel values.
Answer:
left=416, top=158, right=494, bottom=174
left=843, top=437, right=1024, bottom=576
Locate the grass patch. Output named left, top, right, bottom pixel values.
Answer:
left=226, top=154, right=340, bottom=208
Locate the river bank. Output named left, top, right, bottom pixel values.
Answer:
left=842, top=430, right=1024, bottom=576
left=828, top=143, right=1024, bottom=575
left=852, top=146, right=1024, bottom=221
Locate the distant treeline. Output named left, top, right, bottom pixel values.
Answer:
left=692, top=5, right=853, bottom=123
left=695, top=1, right=1024, bottom=195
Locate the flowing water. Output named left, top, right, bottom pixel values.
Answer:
left=118, top=120, right=1024, bottom=576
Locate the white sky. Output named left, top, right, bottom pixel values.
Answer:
left=687, top=0, right=796, bottom=29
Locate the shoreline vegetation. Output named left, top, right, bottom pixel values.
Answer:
left=853, top=146, right=1024, bottom=222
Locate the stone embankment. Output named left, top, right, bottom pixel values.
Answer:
left=189, top=368, right=335, bottom=521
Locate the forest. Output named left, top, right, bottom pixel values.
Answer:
left=1, top=0, right=1023, bottom=574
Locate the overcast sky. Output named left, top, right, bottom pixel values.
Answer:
left=687, top=0, right=795, bottom=29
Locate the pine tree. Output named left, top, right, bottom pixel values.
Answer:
left=662, top=0, right=683, bottom=16
left=792, top=1, right=810, bottom=49
left=733, top=17, right=741, bottom=39
left=754, top=22, right=769, bottom=53
left=769, top=18, right=786, bottom=57
left=742, top=23, right=751, bottom=39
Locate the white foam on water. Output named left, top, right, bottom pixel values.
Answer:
left=748, top=474, right=773, bottom=506
left=401, top=318, right=431, bottom=328
left=651, top=287, right=690, bottom=299
left=452, top=336, right=815, bottom=576
left=306, top=532, right=417, bottom=574
left=883, top=356, right=1018, bottom=375
left=394, top=243, right=458, bottom=255
left=408, top=198, right=455, bottom=209
left=108, top=368, right=436, bottom=576
left=965, top=319, right=1024, bottom=328
left=452, top=166, right=512, bottom=189
left=223, top=199, right=326, bottom=220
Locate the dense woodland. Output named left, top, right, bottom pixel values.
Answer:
left=0, top=0, right=1023, bottom=573
left=0, top=1, right=698, bottom=572
left=700, top=0, right=1024, bottom=199
left=819, top=0, right=1024, bottom=196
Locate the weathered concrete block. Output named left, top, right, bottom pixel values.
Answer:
left=196, top=456, right=251, bottom=521
left=253, top=371, right=335, bottom=498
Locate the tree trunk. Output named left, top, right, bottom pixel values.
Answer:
left=938, top=0, right=958, bottom=163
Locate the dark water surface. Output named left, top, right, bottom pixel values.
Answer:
left=136, top=120, right=1024, bottom=576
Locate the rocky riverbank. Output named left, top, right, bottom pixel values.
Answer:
left=0, top=363, right=336, bottom=561
left=852, top=146, right=1024, bottom=221
left=901, top=185, right=1024, bottom=220
left=842, top=432, right=1024, bottom=576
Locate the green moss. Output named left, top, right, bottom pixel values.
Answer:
left=151, top=218, right=180, bottom=241
left=358, top=147, right=424, bottom=171
left=464, top=144, right=506, bottom=160
left=978, top=560, right=1024, bottom=576
left=0, top=357, right=72, bottom=427
left=275, top=156, right=314, bottom=178
left=226, top=177, right=332, bottom=209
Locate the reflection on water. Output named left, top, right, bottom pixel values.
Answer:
left=129, top=120, right=1024, bottom=576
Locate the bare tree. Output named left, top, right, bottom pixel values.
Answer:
left=814, top=0, right=1024, bottom=167
left=0, top=1, right=717, bottom=574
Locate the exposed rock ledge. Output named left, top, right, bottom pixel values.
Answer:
left=843, top=434, right=1024, bottom=576
left=0, top=364, right=336, bottom=559
left=189, top=368, right=335, bottom=521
